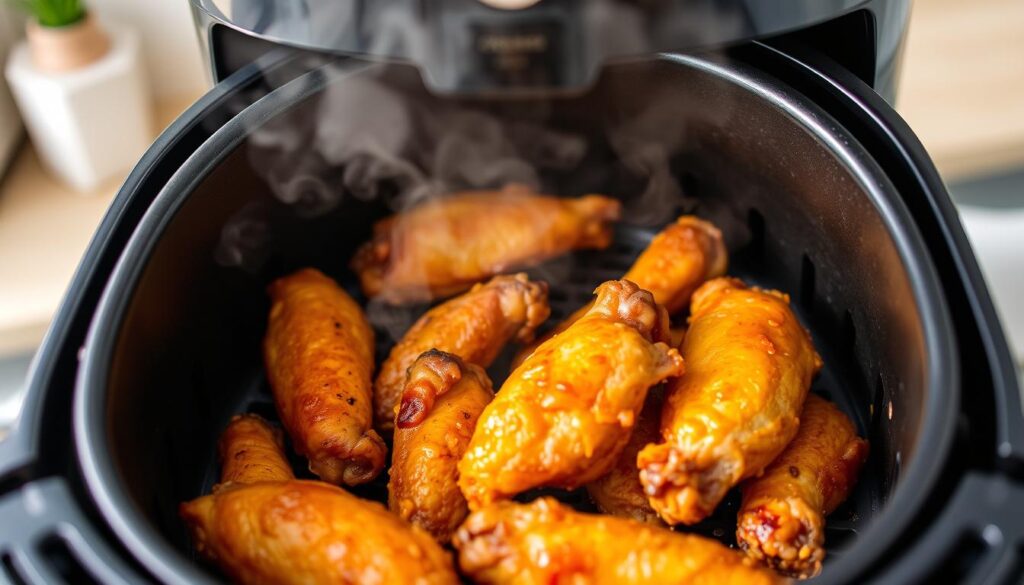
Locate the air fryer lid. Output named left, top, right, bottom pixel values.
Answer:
left=191, top=0, right=878, bottom=93
left=75, top=53, right=955, bottom=584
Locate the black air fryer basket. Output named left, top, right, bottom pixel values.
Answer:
left=1, top=2, right=1023, bottom=584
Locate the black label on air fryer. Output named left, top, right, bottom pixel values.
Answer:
left=470, top=20, right=565, bottom=89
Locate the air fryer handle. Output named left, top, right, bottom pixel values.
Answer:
left=876, top=473, right=1024, bottom=584
left=0, top=479, right=146, bottom=584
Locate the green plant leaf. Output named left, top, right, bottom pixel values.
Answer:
left=9, top=0, right=85, bottom=28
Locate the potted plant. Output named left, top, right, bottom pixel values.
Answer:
left=19, top=0, right=109, bottom=72
left=4, top=0, right=152, bottom=191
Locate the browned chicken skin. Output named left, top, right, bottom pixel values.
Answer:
left=263, top=268, right=386, bottom=486
left=585, top=388, right=666, bottom=524
left=458, top=279, right=685, bottom=510
left=374, top=273, right=548, bottom=431
left=453, top=497, right=786, bottom=585
left=389, top=351, right=495, bottom=542
left=737, top=394, right=869, bottom=579
left=512, top=215, right=726, bottom=368
left=638, top=277, right=822, bottom=525
left=180, top=415, right=457, bottom=585
left=350, top=184, right=621, bottom=304
left=216, top=414, right=294, bottom=486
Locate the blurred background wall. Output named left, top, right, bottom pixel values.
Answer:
left=89, top=0, right=206, bottom=101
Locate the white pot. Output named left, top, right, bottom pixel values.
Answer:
left=4, top=20, right=152, bottom=192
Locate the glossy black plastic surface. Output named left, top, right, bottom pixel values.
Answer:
left=191, top=0, right=909, bottom=96
left=74, top=54, right=955, bottom=584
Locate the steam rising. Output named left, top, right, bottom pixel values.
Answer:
left=217, top=61, right=721, bottom=273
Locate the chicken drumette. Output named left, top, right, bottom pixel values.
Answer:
left=180, top=415, right=457, bottom=585
left=351, top=184, right=621, bottom=304
left=737, top=394, right=868, bottom=579
left=374, top=273, right=548, bottom=431
left=389, top=351, right=495, bottom=542
left=264, top=268, right=386, bottom=486
left=638, top=277, right=821, bottom=525
left=512, top=215, right=726, bottom=368
left=453, top=497, right=784, bottom=585
left=458, top=279, right=684, bottom=510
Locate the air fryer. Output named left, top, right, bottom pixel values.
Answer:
left=1, top=2, right=1022, bottom=585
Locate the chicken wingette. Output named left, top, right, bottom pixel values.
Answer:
left=389, top=351, right=494, bottom=542
left=350, top=184, right=621, bottom=304
left=585, top=388, right=666, bottom=524
left=458, top=279, right=684, bottom=510
left=453, top=497, right=785, bottom=585
left=513, top=215, right=725, bottom=367
left=638, top=277, right=822, bottom=525
left=737, top=394, right=868, bottom=579
left=374, top=273, right=548, bottom=431
left=264, top=268, right=386, bottom=486
left=180, top=415, right=457, bottom=585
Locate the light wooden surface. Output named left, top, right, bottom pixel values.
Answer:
left=898, top=0, right=1024, bottom=180
left=0, top=96, right=196, bottom=356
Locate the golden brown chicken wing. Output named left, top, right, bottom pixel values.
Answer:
left=453, top=497, right=785, bottom=585
left=180, top=415, right=457, bottom=585
left=264, top=268, right=386, bottom=486
left=585, top=389, right=665, bottom=524
left=388, top=351, right=494, bottom=542
left=351, top=184, right=621, bottom=304
left=458, top=279, right=684, bottom=510
left=373, top=273, right=548, bottom=431
left=737, top=394, right=868, bottom=579
left=638, top=277, right=822, bottom=525
left=512, top=216, right=725, bottom=369
left=216, top=414, right=294, bottom=486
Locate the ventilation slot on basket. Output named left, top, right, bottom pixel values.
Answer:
left=38, top=535, right=100, bottom=585
left=2, top=551, right=28, bottom=585
left=799, top=254, right=816, bottom=310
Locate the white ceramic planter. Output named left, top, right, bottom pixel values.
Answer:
left=4, top=21, right=151, bottom=192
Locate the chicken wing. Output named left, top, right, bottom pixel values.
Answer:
left=585, top=388, right=665, bottom=524
left=389, top=351, right=494, bottom=542
left=351, top=184, right=621, bottom=304
left=264, top=268, right=386, bottom=486
left=638, top=277, right=822, bottom=525
left=458, top=279, right=685, bottom=510
left=737, top=394, right=868, bottom=579
left=216, top=414, right=294, bottom=486
left=453, top=497, right=784, bottom=585
left=512, top=216, right=726, bottom=368
left=374, top=273, right=548, bottom=431
left=181, top=415, right=457, bottom=585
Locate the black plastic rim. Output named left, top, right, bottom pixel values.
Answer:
left=74, top=53, right=958, bottom=584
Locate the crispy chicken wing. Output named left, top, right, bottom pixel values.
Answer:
left=453, top=497, right=785, bottom=585
left=216, top=414, right=294, bottom=486
left=264, top=268, right=386, bottom=486
left=389, top=351, right=494, bottom=542
left=374, top=274, right=548, bottom=431
left=351, top=184, right=621, bottom=304
left=458, top=280, right=684, bottom=510
left=737, top=394, right=868, bottom=579
left=585, top=388, right=665, bottom=524
left=512, top=216, right=726, bottom=368
left=638, top=277, right=822, bottom=525
left=181, top=415, right=457, bottom=585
